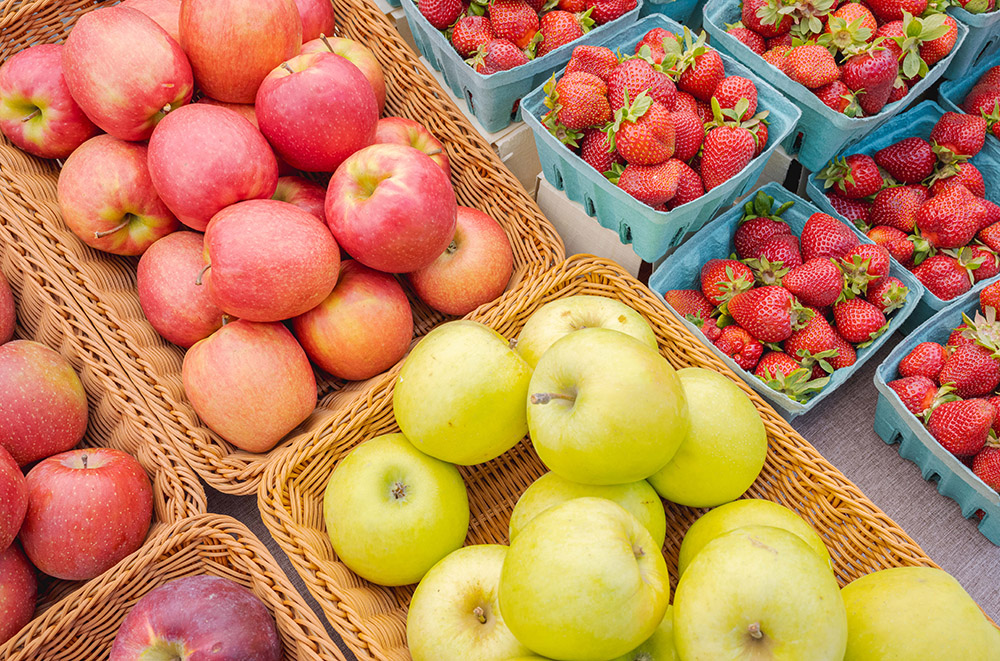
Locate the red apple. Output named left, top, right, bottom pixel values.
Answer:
left=110, top=575, right=281, bottom=661
left=182, top=320, right=317, bottom=453
left=179, top=0, right=301, bottom=104
left=0, top=341, right=88, bottom=467
left=292, top=260, right=413, bottom=380
left=20, top=448, right=152, bottom=581
left=0, top=44, right=99, bottom=160
left=0, top=542, right=36, bottom=646
left=137, top=232, right=225, bottom=348
left=326, top=144, right=457, bottom=273
left=294, top=0, right=336, bottom=43
left=194, top=98, right=296, bottom=175
left=0, top=446, right=26, bottom=553
left=121, top=0, right=181, bottom=42
left=375, top=117, right=450, bottom=177
left=0, top=272, right=14, bottom=345
left=272, top=175, right=327, bottom=223
left=62, top=6, right=193, bottom=141
left=147, top=103, right=278, bottom=231
left=57, top=135, right=180, bottom=255
left=256, top=52, right=377, bottom=173
left=301, top=35, right=386, bottom=114
left=204, top=199, right=340, bottom=321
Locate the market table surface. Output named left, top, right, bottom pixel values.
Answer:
left=211, top=333, right=1000, bottom=660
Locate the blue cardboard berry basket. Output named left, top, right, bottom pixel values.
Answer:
left=939, top=48, right=1000, bottom=147
left=805, top=101, right=1000, bottom=333
left=873, top=288, right=1000, bottom=545
left=701, top=0, right=968, bottom=172
left=647, top=181, right=923, bottom=419
left=399, top=0, right=642, bottom=133
left=521, top=13, right=802, bottom=263
left=640, top=0, right=699, bottom=23
left=942, top=6, right=1000, bottom=80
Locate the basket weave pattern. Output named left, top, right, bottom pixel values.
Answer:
left=0, top=0, right=566, bottom=496
left=0, top=514, right=347, bottom=660
left=258, top=256, right=938, bottom=661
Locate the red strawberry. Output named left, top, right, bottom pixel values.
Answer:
left=874, top=20, right=905, bottom=59
left=559, top=0, right=589, bottom=10
left=452, top=15, right=495, bottom=57
left=826, top=192, right=871, bottom=228
left=664, top=289, right=715, bottom=321
left=783, top=313, right=840, bottom=375
left=980, top=222, right=1000, bottom=254
left=867, top=225, right=914, bottom=265
left=489, top=0, right=539, bottom=49
left=874, top=137, right=935, bottom=184
left=783, top=44, right=841, bottom=89
left=761, top=45, right=792, bottom=69
left=971, top=245, right=1000, bottom=282
left=929, top=162, right=985, bottom=198
left=579, top=128, right=622, bottom=173
left=981, top=280, right=1000, bottom=311
left=537, top=11, right=593, bottom=58
left=741, top=0, right=793, bottom=38
left=766, top=34, right=794, bottom=50
left=866, top=0, right=928, bottom=23
left=841, top=45, right=899, bottom=116
left=754, top=351, right=828, bottom=402
left=700, top=258, right=754, bottom=306
left=727, top=286, right=813, bottom=343
left=888, top=375, right=941, bottom=415
left=607, top=95, right=675, bottom=165
left=868, top=187, right=924, bottom=233
left=701, top=124, right=756, bottom=191
left=635, top=28, right=680, bottom=65
left=939, top=344, right=1000, bottom=399
left=947, top=323, right=976, bottom=350
left=829, top=331, right=857, bottom=369
left=734, top=220, right=793, bottom=261
left=541, top=72, right=611, bottom=146
left=667, top=161, right=705, bottom=209
left=915, top=184, right=987, bottom=249
left=814, top=81, right=860, bottom=116
left=470, top=38, right=529, bottom=74
left=715, top=325, right=765, bottom=370
left=695, top=100, right=714, bottom=124
left=913, top=253, right=975, bottom=300
left=673, top=91, right=698, bottom=115
left=841, top=243, right=891, bottom=295
left=674, top=34, right=726, bottom=102
left=564, top=45, right=619, bottom=82
left=607, top=59, right=676, bottom=112
left=419, top=0, right=463, bottom=29
left=697, top=315, right=723, bottom=341
left=823, top=3, right=877, bottom=44
left=783, top=258, right=844, bottom=308
left=833, top=297, right=887, bottom=344
left=616, top=159, right=682, bottom=206
left=726, top=23, right=767, bottom=54
left=919, top=15, right=957, bottom=69
left=931, top=111, right=987, bottom=162
left=887, top=80, right=908, bottom=104
left=587, top=0, right=636, bottom=24
left=973, top=446, right=1000, bottom=491
left=983, top=201, right=1000, bottom=228
left=801, top=212, right=860, bottom=261
left=928, top=399, right=995, bottom=456
left=712, top=76, right=758, bottom=121
left=899, top=341, right=948, bottom=381
left=816, top=153, right=882, bottom=200
left=668, top=111, right=704, bottom=163
left=867, top=275, right=908, bottom=313
left=749, top=119, right=768, bottom=156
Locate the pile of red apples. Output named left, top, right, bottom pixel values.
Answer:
left=0, top=0, right=516, bottom=456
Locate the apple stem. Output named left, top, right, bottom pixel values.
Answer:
left=281, top=62, right=295, bottom=74
left=748, top=623, right=763, bottom=640
left=473, top=606, right=487, bottom=624
left=195, top=264, right=211, bottom=286
left=320, top=33, right=334, bottom=52
left=530, top=392, right=575, bottom=405
left=81, top=454, right=88, bottom=469
left=21, top=108, right=40, bottom=122
left=508, top=338, right=518, bottom=350
left=93, top=219, right=130, bottom=239
left=426, top=148, right=443, bottom=156
left=161, top=102, right=172, bottom=115
left=445, top=240, right=458, bottom=255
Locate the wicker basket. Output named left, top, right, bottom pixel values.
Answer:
left=0, top=0, right=566, bottom=496
left=258, top=255, right=941, bottom=661
left=0, top=514, right=346, bottom=660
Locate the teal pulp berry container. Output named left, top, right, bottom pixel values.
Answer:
left=521, top=13, right=802, bottom=262
left=701, top=0, right=969, bottom=172
left=939, top=49, right=1000, bottom=149
left=640, top=0, right=700, bottom=23
left=805, top=100, right=1000, bottom=333
left=647, top=182, right=923, bottom=419
left=399, top=0, right=642, bottom=133
left=942, top=6, right=1000, bottom=80
left=873, top=288, right=1000, bottom=545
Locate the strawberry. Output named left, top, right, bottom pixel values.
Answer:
left=673, top=32, right=726, bottom=102
left=816, top=153, right=882, bottom=200
left=695, top=100, right=714, bottom=124
left=867, top=275, right=908, bottom=313
left=419, top=0, right=463, bottom=29
left=734, top=218, right=793, bottom=260
left=668, top=111, right=704, bottom=162
left=980, top=222, right=1000, bottom=254
left=712, top=76, right=758, bottom=121
left=801, top=212, right=860, bottom=261
left=829, top=332, right=857, bottom=369
left=947, top=323, right=976, bottom=350
left=867, top=225, right=914, bottom=265
left=696, top=315, right=723, bottom=341
left=559, top=0, right=589, bottom=10
left=741, top=0, right=793, bottom=38
left=783, top=258, right=843, bottom=308
left=928, top=399, right=995, bottom=457
left=541, top=72, right=611, bottom=146
left=841, top=243, right=891, bottom=295
left=537, top=10, right=594, bottom=58
left=983, top=201, right=1000, bottom=228
left=714, top=325, right=765, bottom=370
left=899, top=341, right=948, bottom=381
left=826, top=192, right=871, bottom=228
left=874, top=20, right=905, bottom=59
left=469, top=38, right=529, bottom=74
left=783, top=44, right=841, bottom=89
left=766, top=34, right=794, bottom=50
left=833, top=297, right=887, bottom=344
left=894, top=12, right=955, bottom=81
left=887, top=375, right=941, bottom=415
left=579, top=128, right=621, bottom=173
left=634, top=28, right=680, bottom=65
left=671, top=91, right=696, bottom=116
left=607, top=94, right=675, bottom=165
left=452, top=15, right=495, bottom=56
left=981, top=280, right=1000, bottom=311
left=783, top=313, right=840, bottom=376
left=564, top=45, right=619, bottom=82
left=587, top=0, right=637, bottom=23
left=913, top=253, right=975, bottom=300
left=750, top=119, right=769, bottom=156
left=727, top=286, right=813, bottom=343
left=663, top=289, right=715, bottom=321
left=918, top=14, right=957, bottom=69
left=887, top=80, right=908, bottom=104
left=700, top=258, right=754, bottom=306
left=865, top=0, right=928, bottom=23
left=761, top=45, right=792, bottom=69
left=868, top=187, right=924, bottom=233
left=973, top=446, right=1000, bottom=492
left=820, top=6, right=877, bottom=58
left=607, top=59, right=676, bottom=112
left=489, top=0, right=539, bottom=49
left=874, top=137, right=935, bottom=184
left=841, top=45, right=899, bottom=116
left=726, top=23, right=767, bottom=54
left=814, top=81, right=860, bottom=116
left=915, top=184, right=987, bottom=249
left=971, top=245, right=1000, bottom=282
left=700, top=123, right=757, bottom=191
left=754, top=351, right=828, bottom=402
left=616, top=159, right=682, bottom=206
left=667, top=161, right=705, bottom=209
left=930, top=111, right=987, bottom=162
left=929, top=162, right=985, bottom=198
left=939, top=339, right=1000, bottom=399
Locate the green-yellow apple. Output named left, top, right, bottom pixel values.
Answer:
left=407, top=206, right=514, bottom=316
left=841, top=567, right=999, bottom=660
left=677, top=499, right=830, bottom=578
left=122, top=0, right=181, bottom=42
left=673, top=525, right=847, bottom=661
left=256, top=52, right=378, bottom=173
left=0, top=340, right=88, bottom=466
left=611, top=605, right=678, bottom=661
left=0, top=44, right=98, bottom=159
left=182, top=320, right=316, bottom=453
left=292, top=260, right=413, bottom=381
left=515, top=295, right=657, bottom=368
left=179, top=0, right=301, bottom=104
left=301, top=36, right=386, bottom=114
left=407, top=545, right=532, bottom=661
left=527, top=328, right=688, bottom=485
left=62, top=6, right=193, bottom=141
left=0, top=272, right=13, bottom=344
left=374, top=117, right=450, bottom=176
left=272, top=176, right=327, bottom=223
left=293, top=0, right=337, bottom=43
left=498, top=498, right=670, bottom=661
left=394, top=321, right=532, bottom=465
left=0, top=542, right=36, bottom=646
left=147, top=103, right=278, bottom=232
left=323, top=433, right=469, bottom=586
left=0, top=445, right=27, bottom=553
left=508, top=472, right=666, bottom=548
left=648, top=368, right=766, bottom=508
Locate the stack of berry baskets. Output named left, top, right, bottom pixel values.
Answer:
left=806, top=100, right=1000, bottom=332
left=648, top=181, right=923, bottom=419
left=400, top=0, right=642, bottom=132
left=521, top=13, right=801, bottom=262
left=942, top=0, right=1000, bottom=80
left=874, top=284, right=1000, bottom=544
left=702, top=0, right=968, bottom=171
left=939, top=50, right=1000, bottom=144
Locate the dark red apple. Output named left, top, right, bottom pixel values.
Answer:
left=0, top=340, right=88, bottom=467
left=147, top=103, right=278, bottom=231
left=0, top=44, right=99, bottom=159
left=194, top=97, right=296, bottom=175
left=109, top=575, right=281, bottom=661
left=301, top=35, right=386, bottom=114
left=293, top=0, right=336, bottom=43
left=0, top=446, right=26, bottom=553
left=121, top=0, right=181, bottom=42
left=326, top=144, right=457, bottom=273
left=20, top=448, right=152, bottom=581
left=0, top=272, right=14, bottom=344
left=137, top=232, right=225, bottom=348
left=272, top=175, right=327, bottom=223
left=182, top=320, right=317, bottom=452
left=375, top=117, right=450, bottom=177
left=292, top=260, right=413, bottom=380
left=0, top=542, right=36, bottom=646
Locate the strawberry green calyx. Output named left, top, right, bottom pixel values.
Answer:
left=603, top=161, right=625, bottom=184
left=787, top=0, right=836, bottom=39
left=525, top=31, right=544, bottom=59
left=896, top=12, right=950, bottom=79
left=577, top=6, right=595, bottom=32
left=603, top=89, right=653, bottom=152
left=841, top=254, right=881, bottom=298
left=541, top=0, right=559, bottom=10
left=960, top=308, right=1000, bottom=357
left=792, top=347, right=838, bottom=374
left=875, top=279, right=910, bottom=313
left=755, top=0, right=794, bottom=29
left=945, top=247, right=987, bottom=286
left=741, top=190, right=795, bottom=222
left=818, top=16, right=873, bottom=56
left=541, top=75, right=584, bottom=147
left=790, top=298, right=815, bottom=331
left=468, top=0, right=488, bottom=15
left=816, top=156, right=857, bottom=192
left=856, top=320, right=890, bottom=348
left=920, top=383, right=959, bottom=424
left=665, top=27, right=711, bottom=80
left=743, top=255, right=791, bottom=286
left=756, top=365, right=828, bottom=403
left=908, top=227, right=935, bottom=266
